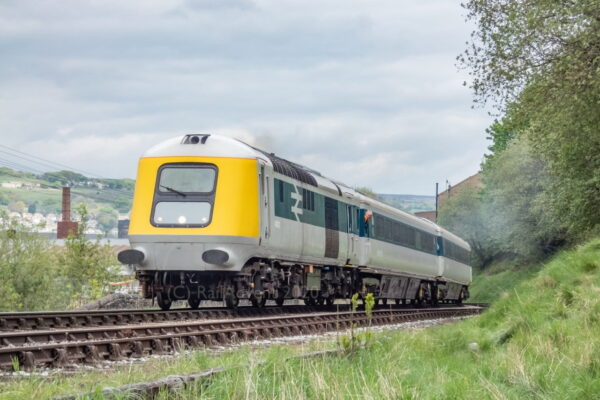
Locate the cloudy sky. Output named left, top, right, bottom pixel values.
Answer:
left=0, top=0, right=490, bottom=195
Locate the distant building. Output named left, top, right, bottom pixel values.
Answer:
left=412, top=172, right=483, bottom=223
left=437, top=173, right=482, bottom=210
left=0, top=181, right=40, bottom=189
left=414, top=211, right=437, bottom=223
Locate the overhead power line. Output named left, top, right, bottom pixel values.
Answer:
left=0, top=143, right=108, bottom=179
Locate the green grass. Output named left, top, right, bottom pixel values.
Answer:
left=2, top=239, right=599, bottom=399
left=469, top=260, right=543, bottom=303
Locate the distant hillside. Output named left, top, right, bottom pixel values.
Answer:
left=377, top=194, right=435, bottom=213
left=0, top=167, right=134, bottom=234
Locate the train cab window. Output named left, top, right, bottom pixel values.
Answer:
left=152, top=163, right=217, bottom=227
left=159, top=167, right=215, bottom=193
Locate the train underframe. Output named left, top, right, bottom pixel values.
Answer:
left=135, top=259, right=470, bottom=311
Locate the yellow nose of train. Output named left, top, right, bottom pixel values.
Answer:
left=126, top=134, right=262, bottom=272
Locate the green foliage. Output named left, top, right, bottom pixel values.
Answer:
left=440, top=129, right=568, bottom=268
left=459, top=0, right=600, bottom=108
left=340, top=293, right=375, bottom=354
left=364, top=292, right=375, bottom=320
left=461, top=0, right=600, bottom=241
left=0, top=205, right=120, bottom=312
left=484, top=139, right=567, bottom=259
left=0, top=191, right=9, bottom=206
left=57, top=204, right=120, bottom=305
left=96, top=211, right=117, bottom=234
left=0, top=211, right=63, bottom=311
left=8, top=200, right=26, bottom=213
left=438, top=185, right=498, bottom=268
left=41, top=170, right=88, bottom=185
left=469, top=261, right=542, bottom=303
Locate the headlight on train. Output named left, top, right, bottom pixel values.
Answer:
left=152, top=202, right=212, bottom=226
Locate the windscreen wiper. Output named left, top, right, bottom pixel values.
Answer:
left=160, top=185, right=187, bottom=197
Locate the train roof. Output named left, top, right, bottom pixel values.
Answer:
left=143, top=134, right=469, bottom=249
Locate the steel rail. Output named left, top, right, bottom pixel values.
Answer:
left=0, top=303, right=487, bottom=331
left=0, top=306, right=484, bottom=370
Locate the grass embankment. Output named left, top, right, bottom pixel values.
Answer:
left=469, top=260, right=543, bottom=303
left=2, top=239, right=599, bottom=399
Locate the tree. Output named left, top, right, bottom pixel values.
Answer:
left=483, top=138, right=566, bottom=259
left=439, top=138, right=566, bottom=266
left=461, top=0, right=600, bottom=239
left=459, top=0, right=600, bottom=108
left=8, top=200, right=26, bottom=213
left=0, top=191, right=9, bottom=206
left=41, top=170, right=87, bottom=186
left=96, top=211, right=117, bottom=234
left=0, top=211, right=63, bottom=311
left=438, top=186, right=498, bottom=269
left=57, top=204, right=120, bottom=304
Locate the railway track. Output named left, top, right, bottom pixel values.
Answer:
left=0, top=305, right=485, bottom=370
left=0, top=303, right=487, bottom=331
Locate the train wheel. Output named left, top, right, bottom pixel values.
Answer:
left=251, top=294, right=267, bottom=308
left=431, top=285, right=440, bottom=307
left=224, top=292, right=239, bottom=309
left=316, top=297, right=325, bottom=306
left=303, top=296, right=315, bottom=306
left=275, top=295, right=285, bottom=307
left=156, top=291, right=172, bottom=311
left=188, top=296, right=201, bottom=310
left=381, top=298, right=388, bottom=306
left=325, top=297, right=334, bottom=306
left=395, top=299, right=401, bottom=305
left=415, top=285, right=426, bottom=308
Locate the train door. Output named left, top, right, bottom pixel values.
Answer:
left=324, top=197, right=339, bottom=259
left=436, top=234, right=445, bottom=277
left=358, top=206, right=372, bottom=266
left=346, top=205, right=358, bottom=264
left=259, top=162, right=271, bottom=243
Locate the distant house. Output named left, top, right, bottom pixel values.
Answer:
left=0, top=181, right=40, bottom=189
left=414, top=210, right=437, bottom=223
left=437, top=173, right=482, bottom=210
left=1, top=181, right=22, bottom=188
left=413, top=172, right=483, bottom=223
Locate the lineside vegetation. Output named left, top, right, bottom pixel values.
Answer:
left=0, top=204, right=120, bottom=311
left=440, top=0, right=600, bottom=269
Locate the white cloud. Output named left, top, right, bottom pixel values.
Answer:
left=0, top=0, right=490, bottom=194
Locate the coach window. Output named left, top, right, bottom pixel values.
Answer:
left=278, top=180, right=284, bottom=203
left=347, top=205, right=353, bottom=233
left=364, top=210, right=373, bottom=237
left=302, top=189, right=315, bottom=211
